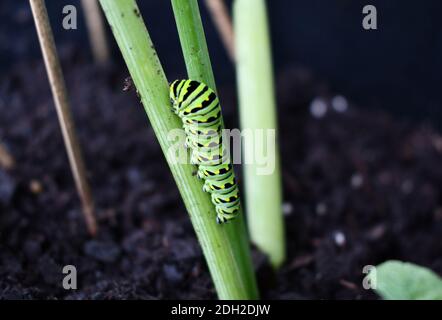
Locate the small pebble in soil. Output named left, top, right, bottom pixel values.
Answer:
left=432, top=134, right=442, bottom=153
left=126, top=167, right=144, bottom=187
left=37, top=255, right=61, bottom=285
left=366, top=224, right=386, bottom=240
left=170, top=239, right=199, bottom=260
left=29, top=179, right=43, bottom=194
left=309, top=97, right=328, bottom=118
left=377, top=171, right=392, bottom=186
left=23, top=238, right=43, bottom=261
left=316, top=202, right=327, bottom=216
left=282, top=202, right=293, bottom=215
left=84, top=240, right=121, bottom=263
left=401, top=179, right=414, bottom=194
left=163, top=264, right=183, bottom=283
left=350, top=173, right=364, bottom=189
left=333, top=231, right=346, bottom=247
left=14, top=5, right=32, bottom=24
left=434, top=207, right=442, bottom=220
left=0, top=169, right=16, bottom=204
left=331, top=95, right=349, bottom=113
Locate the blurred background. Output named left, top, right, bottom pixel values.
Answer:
left=1, top=0, right=441, bottom=128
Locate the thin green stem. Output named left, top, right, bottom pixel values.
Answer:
left=171, top=0, right=258, bottom=299
left=234, top=0, right=285, bottom=268
left=171, top=0, right=216, bottom=90
left=100, top=0, right=258, bottom=299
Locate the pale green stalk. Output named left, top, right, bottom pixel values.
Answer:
left=233, top=0, right=285, bottom=268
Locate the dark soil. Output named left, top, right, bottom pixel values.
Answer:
left=0, top=50, right=441, bottom=300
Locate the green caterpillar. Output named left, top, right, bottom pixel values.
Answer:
left=169, top=79, right=240, bottom=224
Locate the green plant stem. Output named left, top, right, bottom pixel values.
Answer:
left=171, top=0, right=216, bottom=90
left=100, top=0, right=258, bottom=300
left=171, top=0, right=258, bottom=299
left=233, top=0, right=285, bottom=268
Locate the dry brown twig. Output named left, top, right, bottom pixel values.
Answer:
left=29, top=0, right=97, bottom=236
left=204, top=0, right=235, bottom=61
left=81, top=0, right=110, bottom=66
left=0, top=143, right=15, bottom=170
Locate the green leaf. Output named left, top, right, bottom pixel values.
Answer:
left=369, top=260, right=442, bottom=300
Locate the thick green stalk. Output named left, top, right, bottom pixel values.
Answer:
left=171, top=0, right=258, bottom=299
left=233, top=0, right=285, bottom=268
left=100, top=0, right=257, bottom=300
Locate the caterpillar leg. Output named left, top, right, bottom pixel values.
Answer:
left=184, top=135, right=193, bottom=149
left=216, top=206, right=239, bottom=224
left=216, top=215, right=227, bottom=224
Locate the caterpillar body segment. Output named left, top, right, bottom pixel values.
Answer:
left=169, top=79, right=240, bottom=223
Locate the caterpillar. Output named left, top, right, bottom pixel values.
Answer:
left=169, top=79, right=240, bottom=224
